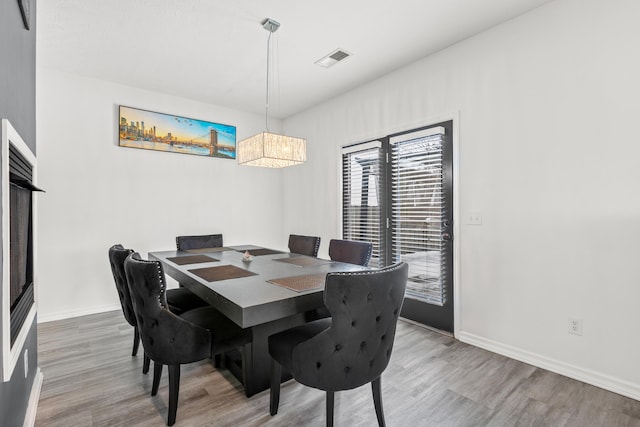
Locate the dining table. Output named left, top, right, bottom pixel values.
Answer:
left=148, top=244, right=369, bottom=397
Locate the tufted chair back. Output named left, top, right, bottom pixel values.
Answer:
left=124, top=252, right=211, bottom=365
left=288, top=234, right=321, bottom=257
left=328, top=239, right=373, bottom=266
left=176, top=234, right=223, bottom=251
left=108, top=244, right=136, bottom=328
left=292, top=262, right=408, bottom=391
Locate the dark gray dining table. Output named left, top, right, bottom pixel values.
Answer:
left=148, top=245, right=368, bottom=397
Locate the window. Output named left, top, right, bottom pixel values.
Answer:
left=390, top=127, right=448, bottom=305
left=341, top=141, right=385, bottom=268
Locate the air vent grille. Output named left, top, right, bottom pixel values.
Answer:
left=315, top=48, right=352, bottom=68
left=329, top=50, right=350, bottom=61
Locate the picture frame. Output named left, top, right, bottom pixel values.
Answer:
left=118, top=105, right=237, bottom=159
left=18, top=0, right=30, bottom=30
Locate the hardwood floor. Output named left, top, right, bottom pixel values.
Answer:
left=35, top=311, right=640, bottom=426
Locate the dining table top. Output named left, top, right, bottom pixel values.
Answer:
left=148, top=245, right=369, bottom=329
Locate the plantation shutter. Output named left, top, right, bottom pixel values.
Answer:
left=390, top=127, right=448, bottom=305
left=341, top=141, right=385, bottom=268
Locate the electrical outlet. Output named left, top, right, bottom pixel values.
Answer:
left=568, top=318, right=583, bottom=336
left=467, top=210, right=482, bottom=225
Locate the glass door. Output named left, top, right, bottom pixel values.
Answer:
left=341, top=121, right=454, bottom=332
left=389, top=122, right=453, bottom=332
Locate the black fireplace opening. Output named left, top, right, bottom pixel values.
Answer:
left=8, top=144, right=40, bottom=347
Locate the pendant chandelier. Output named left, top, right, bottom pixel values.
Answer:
left=237, top=18, right=306, bottom=168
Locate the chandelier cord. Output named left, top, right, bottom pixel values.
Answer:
left=265, top=31, right=272, bottom=132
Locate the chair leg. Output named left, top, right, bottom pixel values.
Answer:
left=143, top=354, right=150, bottom=374
left=326, top=391, right=335, bottom=427
left=269, top=359, right=281, bottom=416
left=167, top=364, right=181, bottom=426
left=132, top=327, right=140, bottom=356
left=213, top=354, right=222, bottom=369
left=151, top=362, right=163, bottom=396
left=371, top=376, right=386, bottom=427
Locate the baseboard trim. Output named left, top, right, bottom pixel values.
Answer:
left=37, top=304, right=120, bottom=323
left=23, top=368, right=43, bottom=427
left=459, top=331, right=640, bottom=401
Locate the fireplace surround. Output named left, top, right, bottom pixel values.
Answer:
left=2, top=119, right=39, bottom=382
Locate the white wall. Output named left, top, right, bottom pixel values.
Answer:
left=36, top=69, right=287, bottom=321
left=282, top=0, right=640, bottom=399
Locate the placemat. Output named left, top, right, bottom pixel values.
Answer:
left=189, top=265, right=258, bottom=282
left=185, top=247, right=234, bottom=254
left=166, top=255, right=219, bottom=265
left=268, top=273, right=327, bottom=292
left=237, top=248, right=284, bottom=256
left=273, top=257, right=332, bottom=267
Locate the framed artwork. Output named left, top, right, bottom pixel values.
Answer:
left=18, top=0, right=30, bottom=30
left=118, top=105, right=237, bottom=159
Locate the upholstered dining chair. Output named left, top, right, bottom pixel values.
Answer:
left=268, top=262, right=408, bottom=427
left=173, top=234, right=225, bottom=307
left=176, top=233, right=223, bottom=251
left=328, top=239, right=373, bottom=266
left=111, top=243, right=208, bottom=317
left=108, top=244, right=146, bottom=366
left=109, top=243, right=216, bottom=374
left=288, top=234, right=321, bottom=257
left=124, top=252, right=251, bottom=426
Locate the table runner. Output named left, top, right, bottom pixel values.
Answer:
left=268, top=273, right=327, bottom=292
left=166, top=255, right=219, bottom=265
left=189, top=265, right=258, bottom=282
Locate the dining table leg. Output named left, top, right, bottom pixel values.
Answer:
left=231, top=313, right=307, bottom=397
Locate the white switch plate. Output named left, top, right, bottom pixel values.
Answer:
left=467, top=210, right=482, bottom=225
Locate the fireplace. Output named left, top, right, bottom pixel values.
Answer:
left=2, top=119, right=40, bottom=381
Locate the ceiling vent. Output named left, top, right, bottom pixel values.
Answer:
left=315, top=49, right=352, bottom=68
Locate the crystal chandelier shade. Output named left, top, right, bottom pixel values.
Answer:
left=237, top=18, right=306, bottom=168
left=237, top=132, right=306, bottom=168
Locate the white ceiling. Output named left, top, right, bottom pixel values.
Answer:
left=37, top=0, right=553, bottom=119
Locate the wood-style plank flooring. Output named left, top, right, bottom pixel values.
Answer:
left=35, top=311, right=640, bottom=426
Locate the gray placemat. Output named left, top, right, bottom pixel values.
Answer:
left=166, top=255, right=219, bottom=265
left=237, top=248, right=284, bottom=256
left=189, top=265, right=257, bottom=282
left=268, top=273, right=327, bottom=292
left=273, top=257, right=332, bottom=267
left=185, top=247, right=234, bottom=254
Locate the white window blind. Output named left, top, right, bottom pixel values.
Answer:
left=390, top=129, right=448, bottom=305
left=341, top=142, right=385, bottom=268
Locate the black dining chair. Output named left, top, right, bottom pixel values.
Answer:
left=173, top=234, right=225, bottom=312
left=176, top=233, right=223, bottom=251
left=110, top=243, right=208, bottom=316
left=124, top=252, right=251, bottom=426
left=109, top=243, right=217, bottom=374
left=108, top=244, right=150, bottom=371
left=328, top=239, right=373, bottom=266
left=268, top=262, right=408, bottom=427
left=288, top=234, right=321, bottom=257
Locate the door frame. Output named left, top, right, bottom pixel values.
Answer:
left=337, top=111, right=460, bottom=338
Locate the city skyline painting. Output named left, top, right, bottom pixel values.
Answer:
left=118, top=105, right=236, bottom=159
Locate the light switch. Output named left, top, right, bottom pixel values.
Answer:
left=467, top=210, right=482, bottom=225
